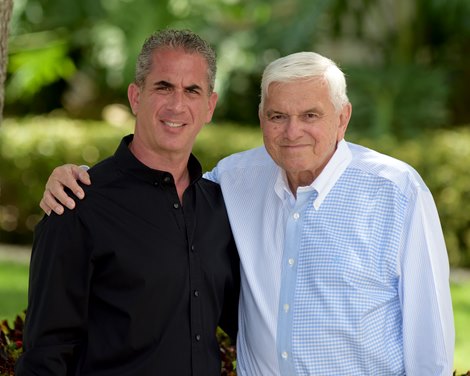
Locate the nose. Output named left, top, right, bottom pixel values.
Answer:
left=284, top=116, right=303, bottom=140
left=167, top=90, right=185, bottom=112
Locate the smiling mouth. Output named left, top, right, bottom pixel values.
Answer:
left=282, top=144, right=308, bottom=149
left=163, top=121, right=185, bottom=128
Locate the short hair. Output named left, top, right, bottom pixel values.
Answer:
left=259, top=51, right=349, bottom=112
left=134, top=29, right=217, bottom=93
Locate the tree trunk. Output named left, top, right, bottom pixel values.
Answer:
left=0, top=0, right=14, bottom=125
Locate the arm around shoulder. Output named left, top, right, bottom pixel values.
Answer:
left=40, top=164, right=91, bottom=216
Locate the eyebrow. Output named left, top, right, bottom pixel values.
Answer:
left=153, top=80, right=203, bottom=93
left=266, top=108, right=319, bottom=116
left=266, top=110, right=286, bottom=117
left=154, top=80, right=173, bottom=88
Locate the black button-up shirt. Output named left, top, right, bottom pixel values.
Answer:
left=17, top=135, right=240, bottom=376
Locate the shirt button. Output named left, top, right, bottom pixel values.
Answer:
left=163, top=176, right=171, bottom=184
left=281, top=351, right=288, bottom=359
left=191, top=245, right=196, bottom=252
left=293, top=212, right=300, bottom=220
left=153, top=181, right=159, bottom=186
left=195, top=334, right=201, bottom=341
left=283, top=303, right=289, bottom=313
left=288, top=258, right=295, bottom=266
left=194, top=290, right=199, bottom=297
left=173, top=203, right=180, bottom=209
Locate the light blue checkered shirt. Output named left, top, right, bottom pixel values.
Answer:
left=204, top=140, right=454, bottom=375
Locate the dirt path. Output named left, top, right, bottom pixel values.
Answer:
left=0, top=243, right=31, bottom=264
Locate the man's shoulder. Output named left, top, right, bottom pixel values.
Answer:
left=87, top=155, right=116, bottom=177
left=216, top=146, right=274, bottom=171
left=82, top=155, right=119, bottom=190
left=347, top=142, right=428, bottom=193
left=68, top=155, right=123, bottom=210
left=203, top=146, right=278, bottom=187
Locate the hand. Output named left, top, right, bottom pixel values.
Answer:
left=39, top=164, right=91, bottom=215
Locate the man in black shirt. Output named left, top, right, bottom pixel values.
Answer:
left=16, top=29, right=240, bottom=376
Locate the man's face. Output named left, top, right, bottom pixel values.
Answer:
left=128, top=47, right=218, bottom=161
left=259, top=77, right=351, bottom=187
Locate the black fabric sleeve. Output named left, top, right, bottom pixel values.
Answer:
left=16, top=208, right=93, bottom=375
left=217, top=239, right=240, bottom=344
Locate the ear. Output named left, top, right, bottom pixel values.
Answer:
left=205, top=92, right=219, bottom=123
left=258, top=107, right=264, bottom=130
left=128, top=83, right=140, bottom=115
left=337, top=102, right=352, bottom=141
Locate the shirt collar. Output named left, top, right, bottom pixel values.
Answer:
left=114, top=134, right=203, bottom=186
left=274, top=139, right=352, bottom=209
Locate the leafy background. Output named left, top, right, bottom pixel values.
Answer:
left=1, top=0, right=469, bottom=374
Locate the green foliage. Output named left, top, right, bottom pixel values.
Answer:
left=0, top=313, right=24, bottom=376
left=0, top=116, right=134, bottom=243
left=347, top=65, right=449, bottom=138
left=5, top=0, right=470, bottom=130
left=7, top=35, right=76, bottom=101
left=192, top=122, right=263, bottom=170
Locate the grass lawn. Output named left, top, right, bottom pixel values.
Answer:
left=452, top=279, right=470, bottom=373
left=0, top=261, right=28, bottom=321
left=1, top=256, right=469, bottom=373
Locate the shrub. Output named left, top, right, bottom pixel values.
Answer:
left=0, top=314, right=24, bottom=376
left=0, top=116, right=134, bottom=244
left=0, top=116, right=469, bottom=267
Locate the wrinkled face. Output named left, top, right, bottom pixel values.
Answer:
left=260, top=78, right=351, bottom=186
left=128, top=47, right=217, bottom=160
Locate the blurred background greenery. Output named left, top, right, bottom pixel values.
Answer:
left=0, top=0, right=469, bottom=373
left=2, top=0, right=469, bottom=131
left=1, top=0, right=469, bottom=262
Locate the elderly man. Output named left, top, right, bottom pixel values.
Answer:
left=39, top=51, right=454, bottom=375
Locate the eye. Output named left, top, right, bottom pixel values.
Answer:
left=186, top=88, right=200, bottom=95
left=301, top=112, right=319, bottom=122
left=155, top=85, right=172, bottom=93
left=268, top=113, right=288, bottom=123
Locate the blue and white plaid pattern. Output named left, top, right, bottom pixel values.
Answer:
left=280, top=169, right=407, bottom=375
left=205, top=140, right=454, bottom=376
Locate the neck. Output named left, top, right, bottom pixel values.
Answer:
left=129, top=141, right=191, bottom=202
left=174, top=168, right=191, bottom=203
left=287, top=171, right=315, bottom=197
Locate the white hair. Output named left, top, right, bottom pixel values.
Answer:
left=259, top=51, right=349, bottom=112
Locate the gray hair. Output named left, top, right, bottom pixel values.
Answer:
left=259, top=51, right=349, bottom=112
left=134, top=29, right=217, bottom=93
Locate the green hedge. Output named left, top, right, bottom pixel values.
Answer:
left=0, top=116, right=469, bottom=267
